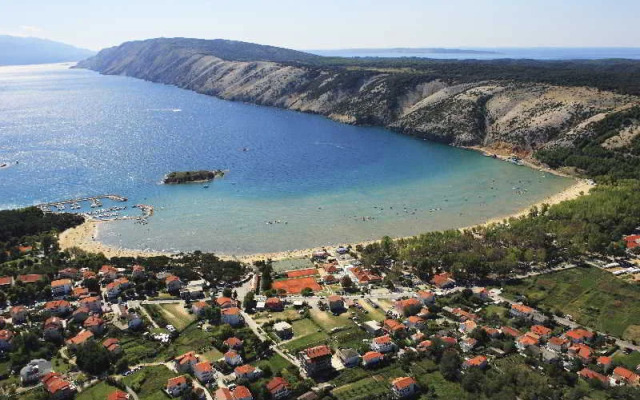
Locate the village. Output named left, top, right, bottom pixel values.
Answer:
left=1, top=233, right=640, bottom=400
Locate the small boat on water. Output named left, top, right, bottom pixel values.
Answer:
left=203, top=185, right=209, bottom=189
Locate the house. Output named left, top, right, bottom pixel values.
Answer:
left=417, top=340, right=433, bottom=352
left=216, top=296, right=238, bottom=309
left=83, top=315, right=105, bottom=334
left=107, top=390, right=130, bottom=400
left=224, top=350, right=243, bottom=366
left=299, top=345, right=332, bottom=376
left=215, top=387, right=234, bottom=400
left=472, top=287, right=490, bottom=301
left=79, top=296, right=102, bottom=313
left=72, top=287, right=89, bottom=299
left=66, top=330, right=94, bottom=349
left=73, top=306, right=90, bottom=322
left=0, top=330, right=13, bottom=350
left=395, top=298, right=421, bottom=316
left=565, top=329, right=594, bottom=344
left=501, top=326, right=522, bottom=338
left=266, top=377, right=291, bottom=400
left=328, top=296, right=345, bottom=312
left=543, top=337, right=566, bottom=352
left=166, top=275, right=183, bottom=292
left=174, top=352, right=199, bottom=373
left=417, top=290, right=435, bottom=305
left=417, top=307, right=431, bottom=319
left=516, top=335, right=539, bottom=351
left=451, top=308, right=478, bottom=322
left=568, top=343, right=594, bottom=363
left=596, top=356, right=613, bottom=372
left=194, top=361, right=214, bottom=383
left=20, top=359, right=52, bottom=385
left=411, top=331, right=425, bottom=343
left=103, top=338, right=122, bottom=355
left=192, top=301, right=211, bottom=317
left=405, top=316, right=425, bottom=330
left=371, top=335, right=395, bottom=353
left=180, top=280, right=205, bottom=300
left=224, top=337, right=244, bottom=349
left=541, top=348, right=561, bottom=363
left=347, top=266, right=382, bottom=286
left=510, top=303, right=535, bottom=319
left=463, top=355, right=488, bottom=369
left=99, top=265, right=118, bottom=281
left=458, top=320, right=477, bottom=334
left=460, top=338, right=478, bottom=353
left=50, top=279, right=72, bottom=296
left=383, top=319, right=406, bottom=337
left=624, top=234, right=640, bottom=249
left=337, top=348, right=361, bottom=368
left=0, top=276, right=13, bottom=289
left=439, top=336, right=458, bottom=347
left=43, top=317, right=64, bottom=340
left=58, top=268, right=79, bottom=279
left=17, top=274, right=43, bottom=284
left=232, top=386, right=253, bottom=400
left=578, top=368, right=609, bottom=386
left=530, top=325, right=552, bottom=340
left=391, top=376, right=419, bottom=398
left=44, top=300, right=72, bottom=315
left=363, top=320, right=383, bottom=336
left=273, top=321, right=293, bottom=339
left=131, top=265, right=146, bottom=279
left=82, top=270, right=97, bottom=280
left=221, top=307, right=243, bottom=326
left=234, top=364, right=262, bottom=381
left=106, top=281, right=122, bottom=298
left=482, top=326, right=500, bottom=338
left=362, top=351, right=384, bottom=367
left=265, top=297, right=284, bottom=311
left=10, top=305, right=27, bottom=323
left=41, top=372, right=75, bottom=400
left=166, top=376, right=190, bottom=397
left=430, top=272, right=455, bottom=289
left=612, top=366, right=640, bottom=386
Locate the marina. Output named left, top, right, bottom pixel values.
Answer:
left=37, top=194, right=153, bottom=223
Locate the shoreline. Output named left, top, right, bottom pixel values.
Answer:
left=58, top=178, right=593, bottom=264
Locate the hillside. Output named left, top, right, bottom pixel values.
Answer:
left=0, top=35, right=94, bottom=65
left=77, top=38, right=640, bottom=177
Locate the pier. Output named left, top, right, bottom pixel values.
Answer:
left=36, top=194, right=152, bottom=223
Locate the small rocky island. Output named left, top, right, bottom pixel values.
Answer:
left=162, top=170, right=225, bottom=184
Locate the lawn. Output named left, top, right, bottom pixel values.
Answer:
left=501, top=266, right=640, bottom=338
left=282, top=331, right=330, bottom=353
left=77, top=381, right=119, bottom=400
left=272, top=258, right=316, bottom=273
left=483, top=304, right=508, bottom=318
left=201, top=348, right=224, bottom=362
left=253, top=309, right=303, bottom=324
left=358, top=301, right=386, bottom=321
left=613, top=350, right=640, bottom=370
left=158, top=324, right=214, bottom=360
left=291, top=318, right=322, bottom=337
left=122, top=365, right=178, bottom=400
left=156, top=303, right=196, bottom=331
left=257, top=353, right=292, bottom=374
left=51, top=354, right=72, bottom=374
left=310, top=309, right=352, bottom=331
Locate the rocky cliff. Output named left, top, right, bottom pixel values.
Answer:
left=77, top=38, right=640, bottom=156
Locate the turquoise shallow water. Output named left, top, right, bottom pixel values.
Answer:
left=0, top=64, right=573, bottom=255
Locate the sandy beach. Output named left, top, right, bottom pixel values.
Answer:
left=58, top=178, right=593, bottom=264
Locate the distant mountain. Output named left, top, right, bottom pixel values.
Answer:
left=0, top=35, right=95, bottom=66
left=314, top=47, right=501, bottom=55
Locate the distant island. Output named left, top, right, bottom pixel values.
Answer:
left=162, top=170, right=225, bottom=184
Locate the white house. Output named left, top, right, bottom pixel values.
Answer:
left=391, top=377, right=419, bottom=398
left=166, top=376, right=190, bottom=397
left=50, top=279, right=72, bottom=296
left=194, top=361, right=215, bottom=383
left=224, top=350, right=243, bottom=366
left=371, top=335, right=394, bottom=353
left=221, top=307, right=243, bottom=326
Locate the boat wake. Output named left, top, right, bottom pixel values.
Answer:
left=147, top=108, right=182, bottom=112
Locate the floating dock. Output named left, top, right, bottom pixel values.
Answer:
left=36, top=194, right=152, bottom=223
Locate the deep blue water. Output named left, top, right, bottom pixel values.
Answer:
left=310, top=47, right=640, bottom=60
left=0, top=64, right=572, bottom=255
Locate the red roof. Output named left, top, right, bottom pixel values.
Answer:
left=17, top=274, right=43, bottom=283
left=530, top=325, right=552, bottom=336
left=349, top=267, right=381, bottom=283
left=266, top=377, right=290, bottom=393
left=384, top=319, right=405, bottom=331
left=511, top=303, right=534, bottom=314
left=166, top=275, right=181, bottom=283
left=430, top=272, right=455, bottom=287
left=107, top=390, right=129, bottom=400
left=216, top=297, right=235, bottom=307
left=51, top=279, right=71, bottom=287
left=224, top=337, right=243, bottom=347
left=374, top=335, right=392, bottom=344
left=45, top=300, right=71, bottom=310
left=194, top=361, right=212, bottom=373
left=44, top=317, right=63, bottom=329
left=363, top=351, right=383, bottom=361
left=0, top=277, right=12, bottom=286
left=392, top=376, right=417, bottom=390
left=41, top=372, right=71, bottom=394
left=83, top=315, right=104, bottom=327
left=167, top=375, right=187, bottom=389
left=565, top=329, right=594, bottom=341
left=103, top=338, right=120, bottom=352
left=234, top=364, right=256, bottom=375
left=578, top=368, right=608, bottom=384
left=464, top=355, right=487, bottom=367
left=327, top=295, right=344, bottom=303
left=222, top=307, right=241, bottom=315
left=501, top=326, right=522, bottom=337
left=304, top=345, right=332, bottom=359
left=265, top=297, right=282, bottom=306
left=624, top=234, right=640, bottom=249
left=0, top=330, right=13, bottom=341
left=233, top=386, right=252, bottom=399
left=100, top=265, right=117, bottom=274
left=67, top=330, right=94, bottom=345
left=417, top=340, right=433, bottom=349
left=613, top=366, right=640, bottom=383
left=518, top=335, right=538, bottom=346
left=175, top=352, right=198, bottom=365
left=597, top=356, right=612, bottom=365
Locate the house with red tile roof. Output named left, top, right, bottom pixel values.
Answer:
left=458, top=320, right=477, bottom=333
left=41, top=372, right=75, bottom=400
left=216, top=296, right=238, bottom=309
left=166, top=375, right=190, bottom=397
left=510, top=303, right=535, bottom=319
left=66, top=330, right=94, bottom=349
left=430, top=272, right=455, bottom=289
left=371, top=334, right=395, bottom=353
left=265, top=297, right=284, bottom=311
left=107, top=390, right=130, bottom=400
left=174, top=351, right=199, bottom=373
left=79, top=296, right=102, bottom=313
left=347, top=266, right=382, bottom=286
left=131, top=265, right=146, bottom=279
left=73, top=306, right=90, bottom=322
left=482, top=326, right=500, bottom=337
left=383, top=319, right=406, bottom=337
left=568, top=343, right=594, bottom=363
left=234, top=364, right=262, bottom=381
left=624, top=234, right=640, bottom=249
left=194, top=361, right=214, bottom=383
left=51, top=279, right=72, bottom=296
left=516, top=334, right=539, bottom=351
left=44, top=300, right=72, bottom=315
left=612, top=366, right=640, bottom=386
left=191, top=301, right=211, bottom=317
left=224, top=350, right=243, bottom=366
left=578, top=368, right=609, bottom=386
left=501, top=326, right=522, bottom=338
left=232, top=385, right=252, bottom=400
left=596, top=356, right=613, bottom=372
left=362, top=351, right=384, bottom=367
left=82, top=270, right=97, bottom=280
left=99, top=265, right=118, bottom=281
left=299, top=345, right=333, bottom=376
left=461, top=338, right=478, bottom=353
left=464, top=355, right=488, bottom=369
left=405, top=315, right=425, bottom=329
left=547, top=336, right=570, bottom=352
left=103, top=338, right=122, bottom=354
left=328, top=296, right=345, bottom=312
left=10, top=305, right=27, bottom=323
left=0, top=276, right=12, bottom=287
left=165, top=275, right=183, bottom=292
left=395, top=298, right=421, bottom=316
left=223, top=337, right=243, bottom=349
left=530, top=325, right=552, bottom=339
left=72, top=287, right=89, bottom=299
left=17, top=274, right=43, bottom=284
left=391, top=377, right=419, bottom=398
left=565, top=329, right=594, bottom=343
left=266, top=377, right=290, bottom=399
left=451, top=308, right=478, bottom=322
left=83, top=315, right=105, bottom=334
left=221, top=307, right=243, bottom=326
left=43, top=317, right=64, bottom=341
left=417, top=290, right=435, bottom=305
left=0, top=329, right=13, bottom=350
left=417, top=340, right=433, bottom=351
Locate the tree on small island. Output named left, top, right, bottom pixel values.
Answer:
left=162, top=170, right=225, bottom=184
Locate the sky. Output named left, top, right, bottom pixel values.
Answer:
left=1, top=0, right=639, bottom=51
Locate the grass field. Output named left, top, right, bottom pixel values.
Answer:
left=76, top=381, right=119, bottom=400
left=257, top=353, right=292, bottom=374
left=310, top=309, right=352, bottom=331
left=501, top=266, right=640, bottom=339
left=253, top=309, right=303, bottom=324
left=483, top=304, right=508, bottom=318
left=272, top=258, right=316, bottom=273
left=123, top=365, right=178, bottom=400
left=292, top=318, right=322, bottom=337
left=156, top=303, right=196, bottom=330
left=282, top=331, right=330, bottom=353
left=358, top=301, right=386, bottom=321
left=613, top=350, right=640, bottom=370
left=201, top=348, right=224, bottom=362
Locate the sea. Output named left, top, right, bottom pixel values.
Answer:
left=0, top=63, right=573, bottom=255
